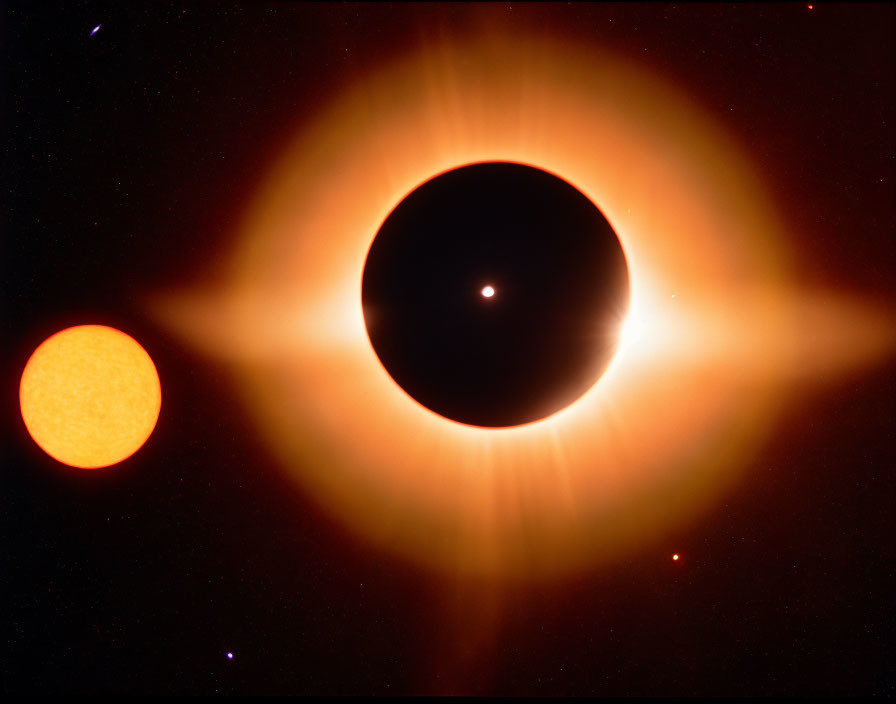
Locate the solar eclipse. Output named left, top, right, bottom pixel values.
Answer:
left=361, top=162, right=629, bottom=428
left=7, top=4, right=895, bottom=696
left=152, top=31, right=895, bottom=579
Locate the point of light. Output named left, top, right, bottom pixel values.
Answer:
left=89, top=25, right=101, bottom=37
left=481, top=285, right=495, bottom=298
left=226, top=652, right=234, bottom=660
left=672, top=553, right=680, bottom=561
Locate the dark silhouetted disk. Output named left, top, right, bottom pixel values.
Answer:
left=361, top=162, right=629, bottom=427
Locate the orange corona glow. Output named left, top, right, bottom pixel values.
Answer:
left=151, top=32, right=895, bottom=579
left=20, top=325, right=161, bottom=469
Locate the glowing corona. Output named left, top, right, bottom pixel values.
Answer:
left=152, top=31, right=895, bottom=579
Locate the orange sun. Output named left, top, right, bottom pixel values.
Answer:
left=19, top=325, right=161, bottom=469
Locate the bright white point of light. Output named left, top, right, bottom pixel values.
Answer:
left=226, top=652, right=234, bottom=660
left=89, top=25, right=101, bottom=37
left=481, top=285, right=495, bottom=298
left=672, top=554, right=680, bottom=561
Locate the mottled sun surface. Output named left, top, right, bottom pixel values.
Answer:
left=20, top=325, right=161, bottom=469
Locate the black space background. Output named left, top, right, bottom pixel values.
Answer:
left=2, top=2, right=894, bottom=696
